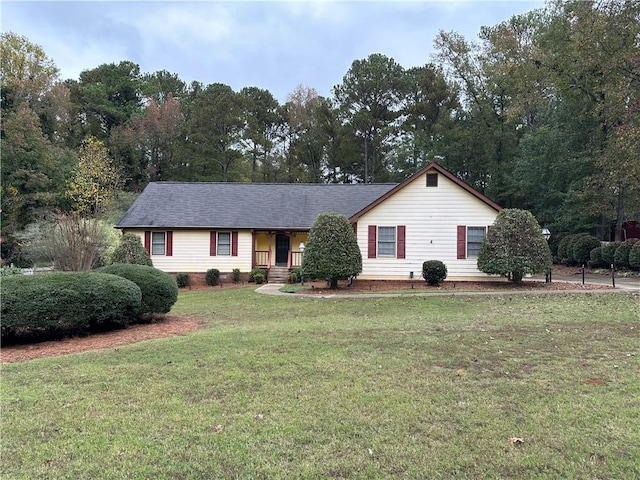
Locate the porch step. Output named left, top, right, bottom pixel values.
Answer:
left=268, top=266, right=290, bottom=283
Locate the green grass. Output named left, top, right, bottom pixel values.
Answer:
left=2, top=289, right=639, bottom=479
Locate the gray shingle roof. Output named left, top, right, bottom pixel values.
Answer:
left=116, top=182, right=397, bottom=230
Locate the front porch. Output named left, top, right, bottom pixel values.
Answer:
left=252, top=230, right=308, bottom=270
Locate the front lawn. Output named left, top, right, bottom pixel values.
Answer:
left=2, top=289, right=639, bottom=479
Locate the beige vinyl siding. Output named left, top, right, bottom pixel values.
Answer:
left=357, top=171, right=498, bottom=280
left=129, top=230, right=253, bottom=273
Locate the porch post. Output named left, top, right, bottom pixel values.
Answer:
left=287, top=232, right=293, bottom=269
left=267, top=232, right=272, bottom=267
left=251, top=231, right=256, bottom=269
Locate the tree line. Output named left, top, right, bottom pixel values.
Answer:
left=2, top=0, right=639, bottom=266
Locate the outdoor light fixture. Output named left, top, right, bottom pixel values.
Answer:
left=542, top=227, right=551, bottom=241
left=299, top=242, right=305, bottom=253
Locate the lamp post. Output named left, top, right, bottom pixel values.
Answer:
left=542, top=227, right=552, bottom=282
left=299, top=242, right=305, bottom=285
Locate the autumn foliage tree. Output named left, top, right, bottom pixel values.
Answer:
left=67, top=137, right=117, bottom=215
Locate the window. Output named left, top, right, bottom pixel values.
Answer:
left=467, top=227, right=486, bottom=257
left=377, top=227, right=396, bottom=256
left=217, top=232, right=231, bottom=255
left=151, top=232, right=166, bottom=255
left=426, top=173, right=438, bottom=187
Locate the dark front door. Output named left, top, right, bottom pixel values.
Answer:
left=275, top=234, right=290, bottom=266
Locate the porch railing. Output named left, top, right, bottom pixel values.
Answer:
left=291, top=251, right=303, bottom=268
left=254, top=250, right=270, bottom=268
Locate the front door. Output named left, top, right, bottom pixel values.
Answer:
left=275, top=234, right=290, bottom=266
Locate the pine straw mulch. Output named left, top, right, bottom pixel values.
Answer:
left=1, top=315, right=203, bottom=364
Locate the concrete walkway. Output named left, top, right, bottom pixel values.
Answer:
left=256, top=274, right=639, bottom=297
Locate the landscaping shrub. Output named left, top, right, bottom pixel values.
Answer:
left=629, top=242, right=640, bottom=270
left=556, top=234, right=577, bottom=264
left=249, top=267, right=265, bottom=283
left=477, top=209, right=552, bottom=283
left=176, top=272, right=190, bottom=288
left=232, top=268, right=241, bottom=283
left=589, top=247, right=606, bottom=268
left=0, top=265, right=23, bottom=276
left=110, top=233, right=153, bottom=266
left=1, top=272, right=141, bottom=339
left=253, top=271, right=265, bottom=284
left=601, top=242, right=620, bottom=265
left=289, top=267, right=302, bottom=283
left=96, top=264, right=178, bottom=314
left=572, top=235, right=601, bottom=265
left=422, top=260, right=447, bottom=285
left=614, top=238, right=639, bottom=269
left=206, top=268, right=220, bottom=286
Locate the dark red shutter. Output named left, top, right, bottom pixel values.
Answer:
left=457, top=225, right=466, bottom=259
left=166, top=231, right=173, bottom=256
left=231, top=231, right=238, bottom=256
left=144, top=231, right=151, bottom=254
left=210, top=231, right=217, bottom=256
left=368, top=225, right=377, bottom=258
left=397, top=225, right=406, bottom=259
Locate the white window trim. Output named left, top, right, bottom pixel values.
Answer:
left=217, top=232, right=231, bottom=256
left=467, top=226, right=486, bottom=257
left=151, top=231, right=166, bottom=256
left=377, top=226, right=396, bottom=258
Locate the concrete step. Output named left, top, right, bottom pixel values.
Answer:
left=268, top=267, right=290, bottom=283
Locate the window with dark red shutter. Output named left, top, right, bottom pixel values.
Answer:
left=144, top=231, right=151, bottom=255
left=166, top=231, right=173, bottom=256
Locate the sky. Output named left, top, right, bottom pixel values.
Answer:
left=2, top=1, right=544, bottom=102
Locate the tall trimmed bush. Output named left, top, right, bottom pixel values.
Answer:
left=477, top=209, right=552, bottom=283
left=601, top=242, right=620, bottom=265
left=572, top=235, right=601, bottom=265
left=96, top=264, right=178, bottom=314
left=1, top=272, right=141, bottom=339
left=302, top=212, right=362, bottom=289
left=614, top=238, right=639, bottom=269
left=110, top=233, right=153, bottom=266
left=589, top=247, right=606, bottom=268
left=629, top=242, right=640, bottom=270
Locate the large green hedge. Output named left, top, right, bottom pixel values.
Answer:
left=96, top=264, right=178, bottom=314
left=1, top=272, right=141, bottom=339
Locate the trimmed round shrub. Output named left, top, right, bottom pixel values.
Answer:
left=206, top=268, right=220, bottom=286
left=96, top=263, right=178, bottom=314
left=629, top=242, right=640, bottom=270
left=176, top=272, right=190, bottom=288
left=253, top=271, right=265, bottom=284
left=422, top=260, right=448, bottom=285
left=232, top=268, right=241, bottom=283
left=249, top=267, right=265, bottom=283
left=589, top=247, right=606, bottom=268
left=110, top=233, right=153, bottom=266
left=572, top=235, right=601, bottom=265
left=1, top=272, right=141, bottom=339
left=557, top=234, right=577, bottom=265
left=614, top=238, right=640, bottom=269
left=601, top=242, right=620, bottom=265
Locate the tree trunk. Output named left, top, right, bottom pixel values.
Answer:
left=329, top=278, right=338, bottom=289
left=615, top=185, right=624, bottom=242
left=363, top=137, right=369, bottom=184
